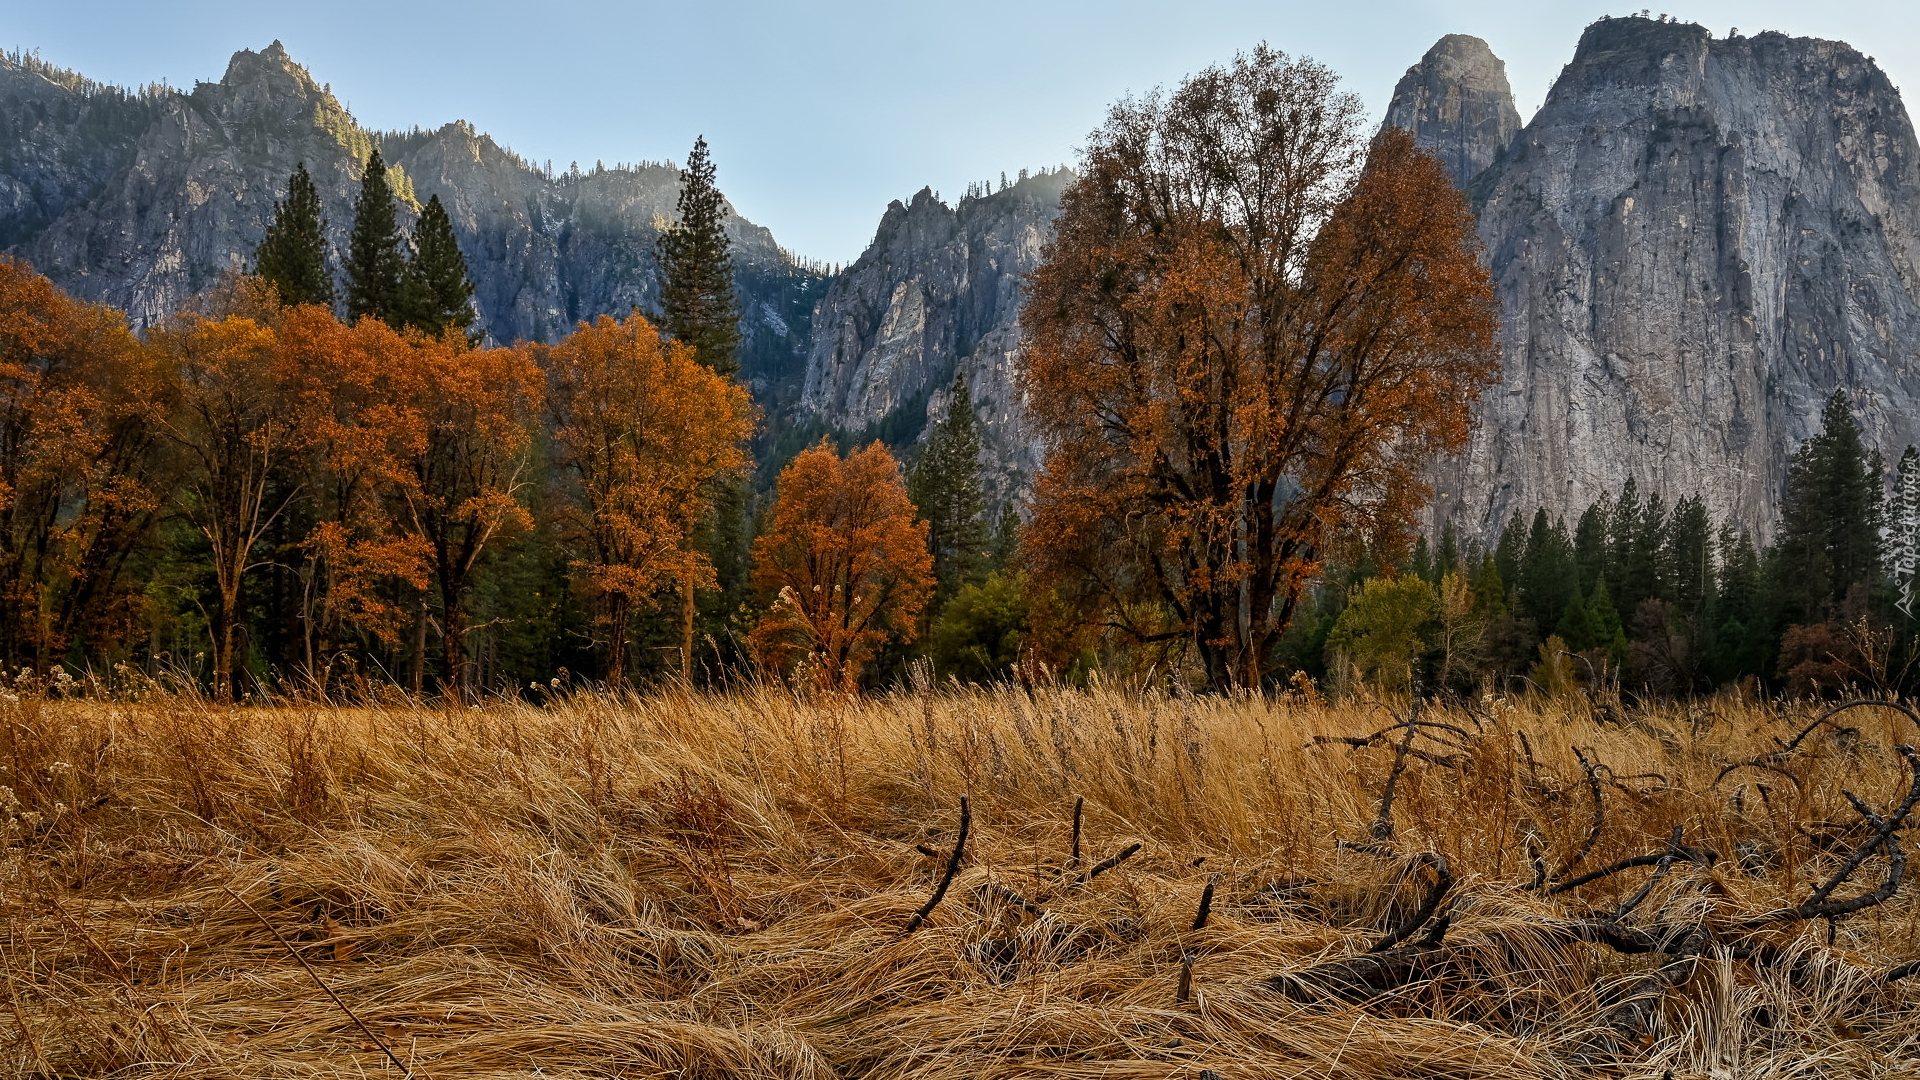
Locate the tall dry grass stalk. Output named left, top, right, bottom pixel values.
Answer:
left=3, top=684, right=1920, bottom=1077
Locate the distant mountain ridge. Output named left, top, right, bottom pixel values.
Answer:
left=0, top=42, right=824, bottom=400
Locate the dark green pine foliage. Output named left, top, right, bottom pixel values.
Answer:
left=1769, top=391, right=1885, bottom=624
left=1410, top=536, right=1435, bottom=584
left=1519, top=510, right=1577, bottom=631
left=1572, top=498, right=1610, bottom=595
left=909, top=374, right=991, bottom=601
left=1493, top=514, right=1527, bottom=596
left=254, top=162, right=334, bottom=308
left=1587, top=580, right=1630, bottom=666
left=399, top=194, right=480, bottom=343
left=657, top=136, right=742, bottom=376
left=1662, top=495, right=1713, bottom=618
left=989, top=501, right=1022, bottom=572
left=1554, top=589, right=1595, bottom=652
left=344, top=148, right=408, bottom=325
left=1709, top=526, right=1766, bottom=682
left=1436, top=523, right=1460, bottom=580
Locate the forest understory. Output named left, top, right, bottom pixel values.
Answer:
left=7, top=684, right=1920, bottom=1078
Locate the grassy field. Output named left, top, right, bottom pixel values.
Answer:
left=5, top=683, right=1920, bottom=1078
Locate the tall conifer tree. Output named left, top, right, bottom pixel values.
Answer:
left=255, top=162, right=334, bottom=308
left=399, top=194, right=480, bottom=343
left=344, top=148, right=407, bottom=325
left=657, top=136, right=741, bottom=376
left=909, top=373, right=991, bottom=601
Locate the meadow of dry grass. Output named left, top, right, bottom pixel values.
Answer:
left=5, top=682, right=1920, bottom=1078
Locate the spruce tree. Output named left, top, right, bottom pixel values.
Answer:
left=344, top=148, right=408, bottom=325
left=398, top=194, right=480, bottom=342
left=1770, top=391, right=1885, bottom=622
left=989, top=501, right=1022, bottom=572
left=909, top=374, right=991, bottom=600
left=657, top=136, right=742, bottom=376
left=1436, top=522, right=1460, bottom=579
left=1572, top=499, right=1609, bottom=594
left=254, top=162, right=334, bottom=308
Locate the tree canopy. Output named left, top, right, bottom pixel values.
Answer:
left=1021, top=46, right=1501, bottom=691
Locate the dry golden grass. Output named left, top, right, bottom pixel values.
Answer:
left=5, top=684, right=1920, bottom=1078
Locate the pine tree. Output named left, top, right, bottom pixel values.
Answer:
left=254, top=162, right=334, bottom=309
left=657, top=136, right=742, bottom=376
left=1519, top=509, right=1576, bottom=630
left=344, top=148, right=408, bottom=325
left=909, top=373, right=991, bottom=600
left=1573, top=498, right=1610, bottom=594
left=1436, top=522, right=1460, bottom=579
left=1662, top=495, right=1712, bottom=618
left=398, top=194, right=479, bottom=343
left=989, top=501, right=1022, bottom=572
left=1770, top=391, right=1885, bottom=623
left=1886, top=446, right=1920, bottom=619
left=1587, top=580, right=1629, bottom=667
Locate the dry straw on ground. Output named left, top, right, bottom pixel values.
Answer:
left=5, top=683, right=1920, bottom=1078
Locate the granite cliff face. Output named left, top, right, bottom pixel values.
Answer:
left=1393, top=18, right=1920, bottom=540
left=799, top=170, right=1072, bottom=501
left=0, top=44, right=822, bottom=396
left=1382, top=34, right=1521, bottom=188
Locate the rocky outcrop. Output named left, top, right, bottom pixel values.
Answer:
left=1382, top=34, right=1521, bottom=187
left=800, top=170, right=1072, bottom=501
left=0, top=43, right=821, bottom=395
left=1423, top=17, right=1920, bottom=540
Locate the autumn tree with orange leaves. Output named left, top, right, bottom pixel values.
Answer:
left=1021, top=46, right=1500, bottom=691
left=386, top=338, right=542, bottom=699
left=0, top=257, right=174, bottom=670
left=750, top=441, right=933, bottom=692
left=542, top=314, right=753, bottom=687
left=150, top=281, right=307, bottom=701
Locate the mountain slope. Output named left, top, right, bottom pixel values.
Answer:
left=0, top=43, right=823, bottom=397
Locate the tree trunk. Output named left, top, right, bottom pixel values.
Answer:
left=410, top=597, right=428, bottom=697
left=442, top=594, right=466, bottom=703
left=213, top=588, right=239, bottom=703
left=680, top=573, right=695, bottom=683
left=606, top=595, right=629, bottom=690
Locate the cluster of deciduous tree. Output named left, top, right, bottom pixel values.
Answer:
left=1290, top=391, right=1920, bottom=699
left=0, top=136, right=951, bottom=699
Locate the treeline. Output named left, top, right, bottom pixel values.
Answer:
left=1284, top=392, right=1919, bottom=698
left=0, top=136, right=1037, bottom=700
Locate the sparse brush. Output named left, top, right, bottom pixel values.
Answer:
left=5, top=686, right=1920, bottom=1078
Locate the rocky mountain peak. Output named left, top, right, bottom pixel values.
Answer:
left=1383, top=33, right=1520, bottom=188
left=1437, top=15, right=1920, bottom=541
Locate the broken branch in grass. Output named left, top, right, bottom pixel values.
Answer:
left=1549, top=748, right=1606, bottom=882
left=1734, top=745, right=1920, bottom=930
left=1367, top=852, right=1451, bottom=953
left=222, top=886, right=412, bottom=1079
left=1073, top=842, right=1142, bottom=886
left=1371, top=703, right=1421, bottom=841
left=1548, top=826, right=1716, bottom=896
left=1068, top=795, right=1084, bottom=872
left=1192, top=876, right=1217, bottom=932
left=901, top=795, right=970, bottom=935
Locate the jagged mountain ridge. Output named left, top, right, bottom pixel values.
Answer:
left=0, top=43, right=824, bottom=398
left=799, top=170, right=1073, bottom=503
left=1393, top=18, right=1920, bottom=541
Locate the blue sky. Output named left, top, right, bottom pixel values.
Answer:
left=6, top=2, right=1917, bottom=264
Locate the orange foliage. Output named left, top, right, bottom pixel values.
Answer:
left=541, top=314, right=754, bottom=686
left=384, top=334, right=543, bottom=697
left=151, top=289, right=303, bottom=701
left=0, top=257, right=172, bottom=667
left=276, top=308, right=433, bottom=662
left=1021, top=49, right=1500, bottom=690
left=750, top=441, right=933, bottom=692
